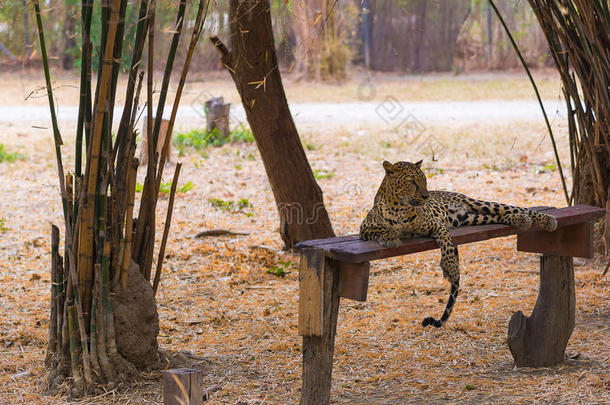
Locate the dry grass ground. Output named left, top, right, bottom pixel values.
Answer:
left=0, top=70, right=608, bottom=404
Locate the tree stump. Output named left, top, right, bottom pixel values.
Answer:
left=140, top=117, right=171, bottom=166
left=508, top=254, right=575, bottom=367
left=162, top=368, right=203, bottom=405
left=204, top=97, right=230, bottom=139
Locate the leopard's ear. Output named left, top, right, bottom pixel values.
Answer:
left=414, top=160, right=423, bottom=168
left=383, top=161, right=398, bottom=174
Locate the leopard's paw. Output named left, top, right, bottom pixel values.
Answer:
left=538, top=214, right=558, bottom=232
left=378, top=237, right=401, bottom=248
left=505, top=213, right=532, bottom=230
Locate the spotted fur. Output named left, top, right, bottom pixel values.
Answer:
left=359, top=160, right=557, bottom=327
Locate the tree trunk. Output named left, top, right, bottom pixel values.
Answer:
left=211, top=0, right=335, bottom=248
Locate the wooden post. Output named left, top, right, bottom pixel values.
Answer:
left=140, top=117, right=171, bottom=166
left=162, top=368, right=203, bottom=405
left=299, top=249, right=325, bottom=336
left=301, top=257, right=341, bottom=405
left=339, top=261, right=370, bottom=302
left=507, top=254, right=575, bottom=367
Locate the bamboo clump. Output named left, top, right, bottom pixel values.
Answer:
left=493, top=0, right=610, bottom=250
left=33, top=0, right=210, bottom=397
left=525, top=0, right=610, bottom=251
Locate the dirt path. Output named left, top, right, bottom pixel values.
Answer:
left=0, top=100, right=566, bottom=127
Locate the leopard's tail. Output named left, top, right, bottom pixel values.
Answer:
left=461, top=196, right=558, bottom=232
left=422, top=279, right=459, bottom=328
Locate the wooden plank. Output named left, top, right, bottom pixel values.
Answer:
left=321, top=205, right=605, bottom=263
left=327, top=223, right=517, bottom=263
left=162, top=368, right=203, bottom=405
left=298, top=249, right=326, bottom=336
left=295, top=235, right=359, bottom=249
left=294, top=207, right=558, bottom=252
left=518, top=222, right=594, bottom=258
left=339, top=262, right=370, bottom=302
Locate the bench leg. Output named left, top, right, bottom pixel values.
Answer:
left=508, top=254, right=575, bottom=367
left=301, top=258, right=340, bottom=405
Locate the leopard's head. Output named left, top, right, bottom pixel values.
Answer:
left=382, top=160, right=429, bottom=206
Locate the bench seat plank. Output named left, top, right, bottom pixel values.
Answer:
left=295, top=205, right=605, bottom=264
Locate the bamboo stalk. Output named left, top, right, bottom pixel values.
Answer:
left=135, top=0, right=188, bottom=282
left=88, top=275, right=102, bottom=381
left=78, top=0, right=123, bottom=329
left=66, top=173, right=74, bottom=233
left=32, top=1, right=69, bottom=228
left=56, top=241, right=65, bottom=362
left=95, top=258, right=113, bottom=382
left=131, top=0, right=157, bottom=275
left=68, top=305, right=84, bottom=394
left=46, top=225, right=60, bottom=368
left=68, top=256, right=94, bottom=387
left=112, top=0, right=149, bottom=164
left=60, top=276, right=72, bottom=374
left=76, top=0, right=94, bottom=178
left=120, top=158, right=139, bottom=291
left=151, top=0, right=186, bottom=153
left=153, top=163, right=182, bottom=294
left=111, top=72, right=145, bottom=287
left=107, top=0, right=129, bottom=127
left=65, top=208, right=93, bottom=387
left=156, top=0, right=210, bottom=187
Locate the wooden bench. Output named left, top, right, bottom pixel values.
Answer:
left=294, top=205, right=605, bottom=405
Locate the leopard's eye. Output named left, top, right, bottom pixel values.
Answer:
left=410, top=179, right=418, bottom=187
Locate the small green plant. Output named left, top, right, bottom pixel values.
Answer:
left=230, top=123, right=254, bottom=143
left=136, top=181, right=193, bottom=193
left=159, top=181, right=194, bottom=194
left=533, top=162, right=558, bottom=175
left=423, top=167, right=444, bottom=178
left=237, top=198, right=252, bottom=210
left=235, top=164, right=242, bottom=170
left=381, top=141, right=392, bottom=148
left=0, top=144, right=25, bottom=163
left=208, top=198, right=253, bottom=215
left=542, top=162, right=557, bottom=172
left=305, top=142, right=320, bottom=151
left=266, top=260, right=293, bottom=277
left=313, top=169, right=334, bottom=180
left=0, top=218, right=8, bottom=232
left=179, top=181, right=194, bottom=193
left=209, top=198, right=234, bottom=211
left=465, top=384, right=475, bottom=391
left=174, top=124, right=254, bottom=155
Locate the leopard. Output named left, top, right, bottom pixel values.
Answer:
left=359, top=160, right=558, bottom=328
